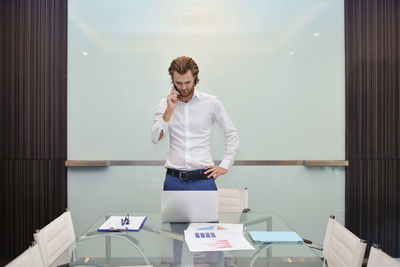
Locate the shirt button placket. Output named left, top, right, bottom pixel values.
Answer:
left=184, top=103, right=191, bottom=169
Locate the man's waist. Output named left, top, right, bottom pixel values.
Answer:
left=166, top=168, right=209, bottom=180
left=164, top=157, right=214, bottom=170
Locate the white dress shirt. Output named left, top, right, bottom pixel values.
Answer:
left=151, top=91, right=239, bottom=171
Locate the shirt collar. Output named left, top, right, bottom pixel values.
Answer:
left=180, top=90, right=200, bottom=104
left=193, top=90, right=201, bottom=99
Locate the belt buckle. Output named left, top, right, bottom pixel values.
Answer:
left=179, top=172, right=189, bottom=180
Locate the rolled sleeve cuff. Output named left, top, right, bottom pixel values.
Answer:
left=219, top=159, right=233, bottom=170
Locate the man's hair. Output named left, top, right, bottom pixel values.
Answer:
left=168, top=56, right=200, bottom=85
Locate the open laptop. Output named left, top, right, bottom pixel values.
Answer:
left=161, top=191, right=219, bottom=223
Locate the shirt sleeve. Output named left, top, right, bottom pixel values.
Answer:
left=213, top=97, right=239, bottom=170
left=151, top=100, right=169, bottom=144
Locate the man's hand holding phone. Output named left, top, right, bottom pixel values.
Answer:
left=167, top=85, right=179, bottom=109
left=163, top=85, right=180, bottom=122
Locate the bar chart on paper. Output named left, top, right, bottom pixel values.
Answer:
left=194, top=232, right=217, bottom=238
left=193, top=232, right=233, bottom=248
left=184, top=230, right=254, bottom=252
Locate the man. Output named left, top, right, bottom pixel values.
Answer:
left=151, top=56, right=239, bottom=190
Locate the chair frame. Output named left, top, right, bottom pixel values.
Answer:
left=367, top=243, right=400, bottom=267
left=5, top=241, right=44, bottom=267
left=33, top=209, right=76, bottom=266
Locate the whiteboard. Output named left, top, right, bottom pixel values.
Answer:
left=68, top=0, right=344, bottom=160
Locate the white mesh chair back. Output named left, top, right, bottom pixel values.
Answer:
left=6, top=243, right=44, bottom=267
left=322, top=216, right=366, bottom=267
left=367, top=245, right=400, bottom=267
left=218, top=188, right=248, bottom=213
left=34, top=210, right=76, bottom=266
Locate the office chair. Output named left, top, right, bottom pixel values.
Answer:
left=218, top=188, right=250, bottom=224
left=367, top=244, right=400, bottom=267
left=5, top=242, right=44, bottom=267
left=34, top=209, right=76, bottom=266
left=305, top=215, right=366, bottom=267
left=218, top=187, right=250, bottom=213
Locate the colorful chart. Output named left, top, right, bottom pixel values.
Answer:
left=206, top=240, right=233, bottom=249
left=194, top=232, right=216, bottom=238
left=198, top=226, right=227, bottom=230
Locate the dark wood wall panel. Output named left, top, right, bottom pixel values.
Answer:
left=345, top=0, right=400, bottom=257
left=0, top=0, right=67, bottom=160
left=346, top=160, right=400, bottom=254
left=346, top=0, right=400, bottom=159
left=0, top=160, right=67, bottom=257
left=0, top=0, right=67, bottom=260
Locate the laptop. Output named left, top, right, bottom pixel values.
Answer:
left=161, top=191, right=219, bottom=223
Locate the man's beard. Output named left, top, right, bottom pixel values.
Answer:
left=178, top=85, right=194, bottom=98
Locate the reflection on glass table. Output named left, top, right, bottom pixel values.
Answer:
left=50, top=212, right=325, bottom=267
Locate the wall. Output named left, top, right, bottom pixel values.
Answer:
left=0, top=0, right=68, bottom=259
left=345, top=0, right=400, bottom=257
left=67, top=0, right=346, bottom=246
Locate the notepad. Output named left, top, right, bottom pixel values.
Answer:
left=249, top=231, right=303, bottom=243
left=98, top=216, right=147, bottom=232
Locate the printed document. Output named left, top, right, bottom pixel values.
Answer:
left=186, top=223, right=243, bottom=233
left=184, top=223, right=254, bottom=252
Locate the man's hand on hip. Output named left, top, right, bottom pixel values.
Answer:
left=204, top=166, right=227, bottom=180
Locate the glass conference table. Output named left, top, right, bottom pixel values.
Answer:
left=51, top=212, right=324, bottom=267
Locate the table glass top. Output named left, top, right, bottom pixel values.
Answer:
left=51, top=212, right=324, bottom=267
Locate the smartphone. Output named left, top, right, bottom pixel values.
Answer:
left=172, top=79, right=178, bottom=91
